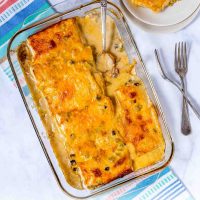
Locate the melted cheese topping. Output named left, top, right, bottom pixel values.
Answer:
left=28, top=19, right=103, bottom=115
left=18, top=14, right=165, bottom=189
left=114, top=76, right=165, bottom=170
left=22, top=18, right=133, bottom=189
left=132, top=0, right=176, bottom=12
left=62, top=97, right=132, bottom=187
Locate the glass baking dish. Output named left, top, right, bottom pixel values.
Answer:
left=7, top=1, right=174, bottom=198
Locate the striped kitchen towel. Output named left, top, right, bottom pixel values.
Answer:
left=94, top=167, right=194, bottom=200
left=0, top=1, right=195, bottom=200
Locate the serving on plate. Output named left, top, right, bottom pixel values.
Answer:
left=7, top=1, right=173, bottom=198
left=131, top=0, right=178, bottom=12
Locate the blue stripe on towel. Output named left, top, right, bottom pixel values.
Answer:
left=167, top=187, right=186, bottom=200
left=151, top=179, right=180, bottom=200
left=154, top=180, right=182, bottom=200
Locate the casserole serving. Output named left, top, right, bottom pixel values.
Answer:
left=131, top=0, right=177, bottom=12
left=7, top=1, right=173, bottom=198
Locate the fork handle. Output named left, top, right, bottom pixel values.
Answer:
left=101, top=0, right=107, bottom=52
left=180, top=78, right=191, bottom=135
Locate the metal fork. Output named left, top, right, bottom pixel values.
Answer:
left=174, top=42, right=191, bottom=135
left=155, top=49, right=200, bottom=121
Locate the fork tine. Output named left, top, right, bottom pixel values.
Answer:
left=181, top=42, right=184, bottom=69
left=174, top=43, right=177, bottom=69
left=178, top=42, right=181, bottom=69
left=184, top=42, right=188, bottom=70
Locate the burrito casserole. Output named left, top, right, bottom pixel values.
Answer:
left=17, top=12, right=165, bottom=189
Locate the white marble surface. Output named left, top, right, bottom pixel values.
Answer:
left=1, top=1, right=200, bottom=199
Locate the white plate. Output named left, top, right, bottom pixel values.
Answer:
left=121, top=0, right=200, bottom=33
left=122, top=0, right=200, bottom=26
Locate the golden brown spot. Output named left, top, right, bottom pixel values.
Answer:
left=99, top=149, right=106, bottom=156
left=114, top=157, right=126, bottom=167
left=60, top=90, right=71, bottom=101
left=137, top=115, right=143, bottom=120
left=134, top=134, right=145, bottom=144
left=94, top=153, right=102, bottom=162
left=64, top=31, right=73, bottom=38
left=55, top=32, right=62, bottom=40
left=129, top=92, right=137, bottom=98
left=101, top=131, right=107, bottom=136
left=92, top=168, right=102, bottom=177
left=125, top=109, right=132, bottom=124
left=140, top=123, right=148, bottom=132
left=49, top=40, right=56, bottom=48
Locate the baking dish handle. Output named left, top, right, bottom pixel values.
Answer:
left=20, top=0, right=93, bottom=30
left=20, top=4, right=56, bottom=30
